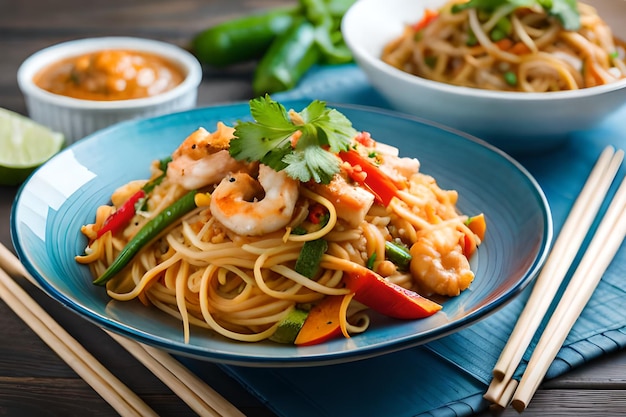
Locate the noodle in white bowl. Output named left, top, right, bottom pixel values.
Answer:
left=342, top=0, right=626, bottom=154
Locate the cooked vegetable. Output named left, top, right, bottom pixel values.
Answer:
left=413, top=8, right=439, bottom=32
left=384, top=240, right=412, bottom=271
left=338, top=150, right=400, bottom=206
left=294, top=295, right=345, bottom=345
left=466, top=213, right=487, bottom=241
left=270, top=307, right=309, bottom=344
left=93, top=190, right=198, bottom=285
left=462, top=213, right=487, bottom=256
left=252, top=18, right=320, bottom=95
left=230, top=95, right=356, bottom=184
left=95, top=156, right=171, bottom=239
left=451, top=0, right=580, bottom=31
left=191, top=7, right=298, bottom=67
left=343, top=267, right=442, bottom=319
left=294, top=239, right=329, bottom=278
left=306, top=203, right=329, bottom=225
left=95, top=189, right=145, bottom=239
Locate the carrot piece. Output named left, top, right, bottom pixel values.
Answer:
left=467, top=213, right=487, bottom=241
left=509, top=42, right=531, bottom=55
left=494, top=38, right=513, bottom=51
left=294, top=295, right=345, bottom=346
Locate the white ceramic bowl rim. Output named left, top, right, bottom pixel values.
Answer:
left=342, top=0, right=626, bottom=102
left=17, top=36, right=203, bottom=110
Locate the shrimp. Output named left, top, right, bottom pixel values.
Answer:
left=167, top=124, right=252, bottom=190
left=409, top=224, right=474, bottom=297
left=210, top=164, right=299, bottom=236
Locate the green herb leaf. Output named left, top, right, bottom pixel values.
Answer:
left=452, top=0, right=579, bottom=31
left=230, top=95, right=357, bottom=183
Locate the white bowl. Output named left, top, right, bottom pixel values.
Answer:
left=17, top=37, right=202, bottom=144
left=342, top=0, right=626, bottom=153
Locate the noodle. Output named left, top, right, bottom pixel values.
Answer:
left=381, top=0, right=626, bottom=91
left=76, top=121, right=485, bottom=344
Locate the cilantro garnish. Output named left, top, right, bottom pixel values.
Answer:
left=452, top=0, right=580, bottom=31
left=229, top=95, right=357, bottom=184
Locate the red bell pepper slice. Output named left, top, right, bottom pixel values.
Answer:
left=413, top=9, right=439, bottom=32
left=343, top=267, right=442, bottom=319
left=96, top=189, right=145, bottom=239
left=338, top=150, right=399, bottom=206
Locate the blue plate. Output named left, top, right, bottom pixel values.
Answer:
left=11, top=100, right=552, bottom=366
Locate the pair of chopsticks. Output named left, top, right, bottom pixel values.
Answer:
left=484, top=146, right=626, bottom=412
left=0, top=243, right=245, bottom=417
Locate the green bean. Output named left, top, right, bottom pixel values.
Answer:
left=385, top=240, right=412, bottom=271
left=93, top=190, right=198, bottom=286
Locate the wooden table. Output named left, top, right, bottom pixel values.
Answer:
left=1, top=0, right=626, bottom=415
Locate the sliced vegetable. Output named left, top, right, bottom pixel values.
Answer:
left=466, top=213, right=487, bottom=241
left=95, top=156, right=172, bottom=239
left=338, top=150, right=399, bottom=206
left=343, top=267, right=442, bottom=319
left=93, top=190, right=198, bottom=286
left=366, top=252, right=377, bottom=270
left=462, top=213, right=486, bottom=256
left=295, top=239, right=328, bottom=278
left=306, top=203, right=329, bottom=225
left=95, top=189, right=145, bottom=239
left=294, top=295, right=345, bottom=345
left=191, top=7, right=298, bottom=67
left=413, top=8, right=439, bottom=32
left=270, top=307, right=309, bottom=344
left=252, top=18, right=320, bottom=95
left=384, top=240, right=412, bottom=271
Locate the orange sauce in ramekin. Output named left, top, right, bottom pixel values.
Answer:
left=33, top=49, right=185, bottom=101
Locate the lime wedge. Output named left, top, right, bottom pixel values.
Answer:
left=0, top=108, right=65, bottom=186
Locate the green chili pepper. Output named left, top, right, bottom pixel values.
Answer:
left=93, top=190, right=198, bottom=286
left=252, top=18, right=320, bottom=95
left=301, top=0, right=353, bottom=65
left=192, top=7, right=299, bottom=67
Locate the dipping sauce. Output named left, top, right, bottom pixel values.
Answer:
left=33, top=49, right=185, bottom=101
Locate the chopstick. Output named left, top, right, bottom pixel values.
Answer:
left=107, top=332, right=245, bottom=417
left=511, top=161, right=626, bottom=411
left=484, top=146, right=624, bottom=407
left=0, top=242, right=245, bottom=417
left=0, top=267, right=158, bottom=417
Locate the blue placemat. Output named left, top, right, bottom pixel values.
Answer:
left=201, top=65, right=626, bottom=417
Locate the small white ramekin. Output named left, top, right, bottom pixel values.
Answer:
left=17, top=37, right=202, bottom=144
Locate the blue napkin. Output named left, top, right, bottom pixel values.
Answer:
left=196, top=65, right=626, bottom=417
